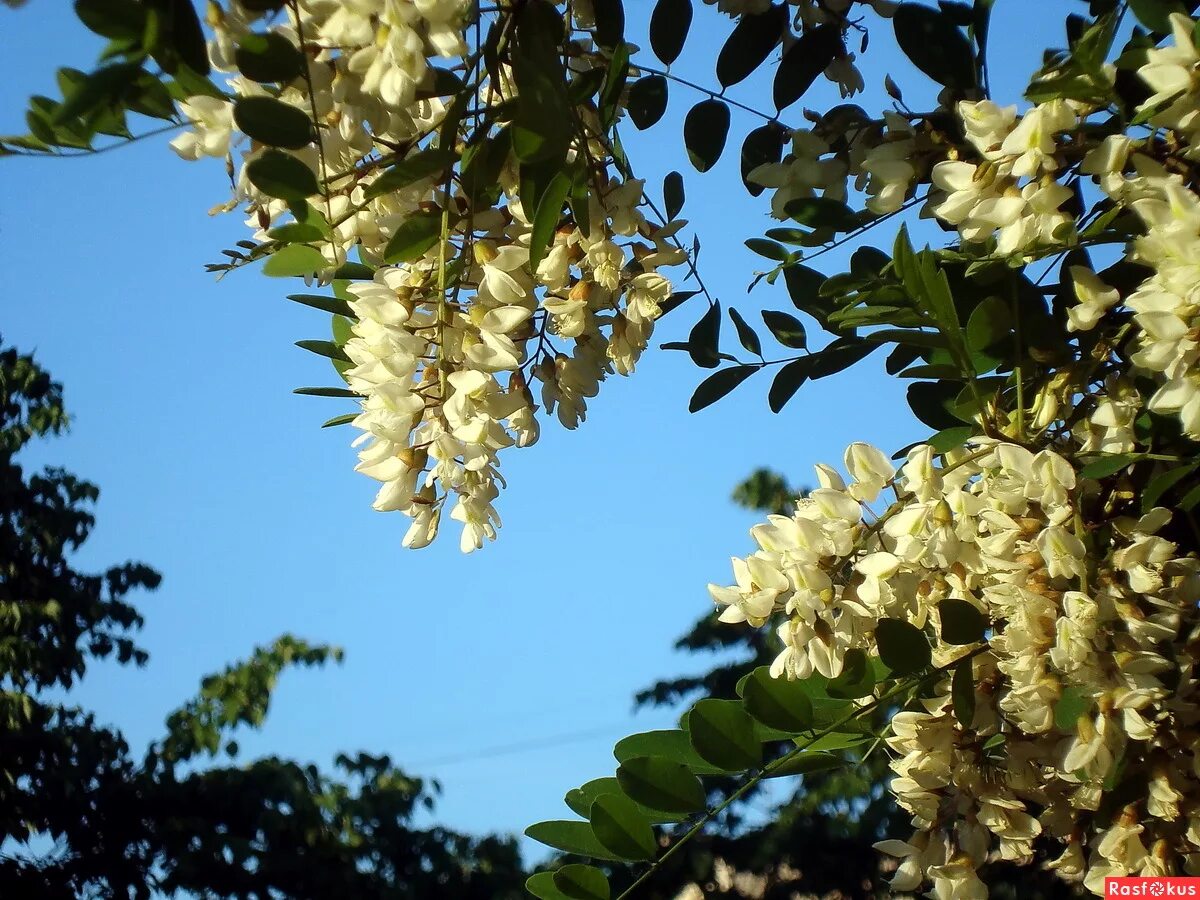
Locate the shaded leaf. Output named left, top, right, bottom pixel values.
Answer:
left=741, top=667, right=814, bottom=732
left=524, top=821, right=623, bottom=861
left=246, top=150, right=319, bottom=203
left=364, top=148, right=455, bottom=200
left=893, top=2, right=977, bottom=89
left=589, top=794, right=656, bottom=862
left=716, top=3, right=788, bottom=88
left=650, top=0, right=693, bottom=65
left=740, top=122, right=787, bottom=196
left=729, top=308, right=763, bottom=356
left=687, top=699, right=762, bottom=772
left=774, top=23, right=843, bottom=109
left=235, top=31, right=305, bottom=83
left=663, top=170, right=685, bottom=219
left=952, top=658, right=976, bottom=729
left=761, top=310, right=807, bottom=349
left=234, top=96, right=312, bottom=149
left=875, top=618, right=931, bottom=675
left=768, top=357, right=809, bottom=412
left=628, top=75, right=668, bottom=130
left=554, top=864, right=610, bottom=900
left=616, top=756, right=706, bottom=814
left=684, top=99, right=731, bottom=173
left=939, top=598, right=987, bottom=645
left=689, top=366, right=757, bottom=412
left=688, top=301, right=722, bottom=369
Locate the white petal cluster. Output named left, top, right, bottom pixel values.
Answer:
left=165, top=1, right=686, bottom=551
left=926, top=100, right=1077, bottom=256
left=710, top=439, right=1200, bottom=895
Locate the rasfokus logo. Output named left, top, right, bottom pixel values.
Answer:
left=1107, top=878, right=1200, bottom=897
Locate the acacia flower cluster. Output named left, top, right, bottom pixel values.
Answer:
left=711, top=439, right=1200, bottom=896
left=166, top=0, right=685, bottom=551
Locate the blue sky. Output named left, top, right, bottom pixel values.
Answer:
left=0, top=0, right=1058, bottom=860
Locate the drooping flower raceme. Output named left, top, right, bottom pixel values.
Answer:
left=710, top=439, right=1200, bottom=896
left=166, top=0, right=686, bottom=551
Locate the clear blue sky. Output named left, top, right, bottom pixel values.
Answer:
left=0, top=0, right=1056, bottom=861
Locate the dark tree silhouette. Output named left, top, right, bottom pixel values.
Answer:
left=0, top=340, right=527, bottom=900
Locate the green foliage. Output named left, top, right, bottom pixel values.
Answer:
left=0, top=340, right=527, bottom=899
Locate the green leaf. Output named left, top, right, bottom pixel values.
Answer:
left=589, top=794, right=656, bottom=862
left=158, top=0, right=210, bottom=76
left=526, top=872, right=573, bottom=900
left=741, top=667, right=815, bottom=732
left=827, top=648, right=876, bottom=700
left=929, top=425, right=975, bottom=452
left=875, top=618, right=931, bottom=675
left=613, top=730, right=724, bottom=775
left=650, top=0, right=693, bottom=65
left=774, top=23, right=843, bottom=109
left=952, top=658, right=976, bottom=729
left=786, top=197, right=860, bottom=232
left=768, top=357, right=810, bottom=413
left=688, top=302, right=722, bottom=369
left=938, top=599, right=987, bottom=645
left=965, top=294, right=1012, bottom=352
left=383, top=210, right=444, bottom=264
left=1143, top=463, right=1198, bottom=510
left=1078, top=452, right=1142, bottom=479
left=729, top=308, right=763, bottom=356
left=235, top=31, right=305, bottom=83
left=269, top=222, right=326, bottom=243
left=246, top=150, right=319, bottom=203
left=364, top=148, right=455, bottom=200
left=893, top=3, right=977, bottom=90
left=75, top=0, right=146, bottom=40
left=907, top=381, right=965, bottom=430
left=663, top=170, right=685, bottom=220
left=687, top=699, right=762, bottom=772
left=293, top=387, right=357, bottom=398
left=1054, top=686, right=1091, bottom=732
left=766, top=751, right=845, bottom=778
left=591, top=0, right=625, bottom=49
left=235, top=96, right=313, bottom=149
left=262, top=243, right=326, bottom=277
left=616, top=756, right=706, bottom=814
left=628, top=75, right=668, bottom=130
left=745, top=238, right=789, bottom=261
left=295, top=340, right=349, bottom=362
left=598, top=42, right=630, bottom=131
left=554, top=864, right=611, bottom=900
left=563, top=777, right=683, bottom=825
left=565, top=778, right=622, bottom=819
left=683, top=99, right=730, bottom=173
left=1127, top=0, right=1188, bottom=34
left=761, top=310, right=807, bottom=349
left=716, top=3, right=788, bottom=88
left=805, top=731, right=870, bottom=752
left=689, top=366, right=757, bottom=412
left=524, top=821, right=623, bottom=861
left=321, top=413, right=358, bottom=428
left=530, top=171, right=572, bottom=274
left=740, top=122, right=787, bottom=196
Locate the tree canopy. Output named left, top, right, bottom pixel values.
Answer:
left=8, top=0, right=1200, bottom=898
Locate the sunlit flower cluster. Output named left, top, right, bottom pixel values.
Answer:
left=711, top=439, right=1200, bottom=896
left=166, top=0, right=685, bottom=550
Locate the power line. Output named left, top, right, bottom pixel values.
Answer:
left=405, top=719, right=666, bottom=769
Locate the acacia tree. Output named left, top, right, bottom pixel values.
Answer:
left=8, top=0, right=1200, bottom=898
left=0, top=340, right=527, bottom=897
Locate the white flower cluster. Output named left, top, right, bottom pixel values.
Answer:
left=710, top=440, right=1200, bottom=896
left=927, top=99, right=1078, bottom=256
left=166, top=0, right=685, bottom=551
